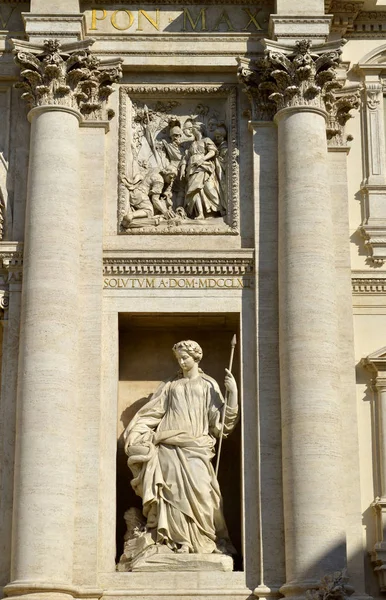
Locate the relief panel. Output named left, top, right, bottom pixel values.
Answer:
left=118, top=84, right=239, bottom=234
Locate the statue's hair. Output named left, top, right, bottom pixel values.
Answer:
left=172, top=340, right=203, bottom=363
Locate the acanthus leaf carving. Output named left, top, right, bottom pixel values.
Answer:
left=238, top=39, right=345, bottom=117
left=326, top=89, right=360, bottom=146
left=13, top=38, right=122, bottom=120
left=305, top=570, right=352, bottom=600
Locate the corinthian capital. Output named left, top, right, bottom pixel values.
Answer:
left=238, top=39, right=348, bottom=119
left=12, top=39, right=122, bottom=120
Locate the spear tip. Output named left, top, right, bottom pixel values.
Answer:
left=231, top=334, right=237, bottom=347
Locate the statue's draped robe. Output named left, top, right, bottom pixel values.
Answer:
left=124, top=373, right=238, bottom=553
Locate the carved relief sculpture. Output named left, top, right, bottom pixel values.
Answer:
left=118, top=340, right=239, bottom=571
left=118, top=85, right=239, bottom=234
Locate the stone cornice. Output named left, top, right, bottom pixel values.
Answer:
left=11, top=38, right=122, bottom=121
left=103, top=252, right=254, bottom=277
left=325, top=1, right=364, bottom=34
left=352, top=272, right=386, bottom=294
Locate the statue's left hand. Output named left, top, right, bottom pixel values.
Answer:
left=224, top=368, right=237, bottom=395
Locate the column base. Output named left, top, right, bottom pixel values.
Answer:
left=4, top=581, right=102, bottom=600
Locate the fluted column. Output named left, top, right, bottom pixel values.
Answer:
left=5, top=39, right=121, bottom=599
left=239, top=39, right=358, bottom=599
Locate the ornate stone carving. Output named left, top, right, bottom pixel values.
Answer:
left=0, top=243, right=23, bottom=285
left=238, top=38, right=359, bottom=145
left=13, top=38, right=122, bottom=120
left=325, top=1, right=364, bottom=35
left=118, top=85, right=239, bottom=234
left=352, top=274, right=386, bottom=294
left=238, top=39, right=344, bottom=116
left=118, top=339, right=238, bottom=571
left=103, top=254, right=254, bottom=277
left=306, top=571, right=351, bottom=600
left=326, top=89, right=360, bottom=146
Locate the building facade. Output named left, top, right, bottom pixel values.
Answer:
left=0, top=1, right=386, bottom=600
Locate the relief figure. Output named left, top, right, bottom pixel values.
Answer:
left=181, top=122, right=224, bottom=219
left=119, top=340, right=238, bottom=571
left=121, top=166, right=176, bottom=227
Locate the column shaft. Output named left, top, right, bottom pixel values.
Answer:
left=276, top=107, right=345, bottom=590
left=12, top=107, right=80, bottom=584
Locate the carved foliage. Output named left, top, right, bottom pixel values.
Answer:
left=15, top=39, right=122, bottom=119
left=238, top=39, right=344, bottom=116
left=306, top=571, right=351, bottom=600
left=326, top=91, right=360, bottom=146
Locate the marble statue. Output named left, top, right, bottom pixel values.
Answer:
left=119, top=340, right=239, bottom=571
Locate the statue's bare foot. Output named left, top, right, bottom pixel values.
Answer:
left=176, top=544, right=189, bottom=553
left=122, top=213, right=133, bottom=228
left=194, top=214, right=204, bottom=220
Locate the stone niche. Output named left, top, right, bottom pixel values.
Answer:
left=117, top=312, right=242, bottom=569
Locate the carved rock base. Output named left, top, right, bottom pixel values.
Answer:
left=119, top=544, right=233, bottom=572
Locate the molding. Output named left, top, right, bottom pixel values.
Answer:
left=118, top=84, right=239, bottom=235
left=360, top=226, right=386, bottom=266
left=103, top=253, right=254, bottom=276
left=4, top=581, right=102, bottom=599
left=82, top=0, right=272, bottom=4
left=325, top=1, right=364, bottom=35
left=352, top=273, right=386, bottom=294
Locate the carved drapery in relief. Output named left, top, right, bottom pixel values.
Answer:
left=118, top=85, right=239, bottom=235
left=13, top=38, right=122, bottom=121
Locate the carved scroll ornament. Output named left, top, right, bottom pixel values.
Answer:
left=14, top=39, right=122, bottom=120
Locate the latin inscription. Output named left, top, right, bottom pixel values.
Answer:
left=104, top=277, right=254, bottom=289
left=86, top=6, right=267, bottom=34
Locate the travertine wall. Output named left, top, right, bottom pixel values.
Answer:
left=0, top=1, right=386, bottom=600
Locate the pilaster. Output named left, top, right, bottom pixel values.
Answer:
left=358, top=73, right=386, bottom=265
left=363, top=350, right=386, bottom=592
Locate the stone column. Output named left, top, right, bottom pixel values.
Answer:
left=5, top=39, right=121, bottom=599
left=239, top=39, right=357, bottom=599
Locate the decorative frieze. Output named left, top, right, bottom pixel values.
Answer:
left=13, top=38, right=122, bottom=120
left=103, top=254, right=254, bottom=290
left=352, top=276, right=386, bottom=294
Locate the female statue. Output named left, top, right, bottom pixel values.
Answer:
left=180, top=123, right=223, bottom=219
left=123, top=340, right=238, bottom=557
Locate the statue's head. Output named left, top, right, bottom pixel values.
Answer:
left=172, top=340, right=203, bottom=364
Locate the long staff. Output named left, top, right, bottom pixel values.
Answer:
left=215, top=334, right=237, bottom=477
